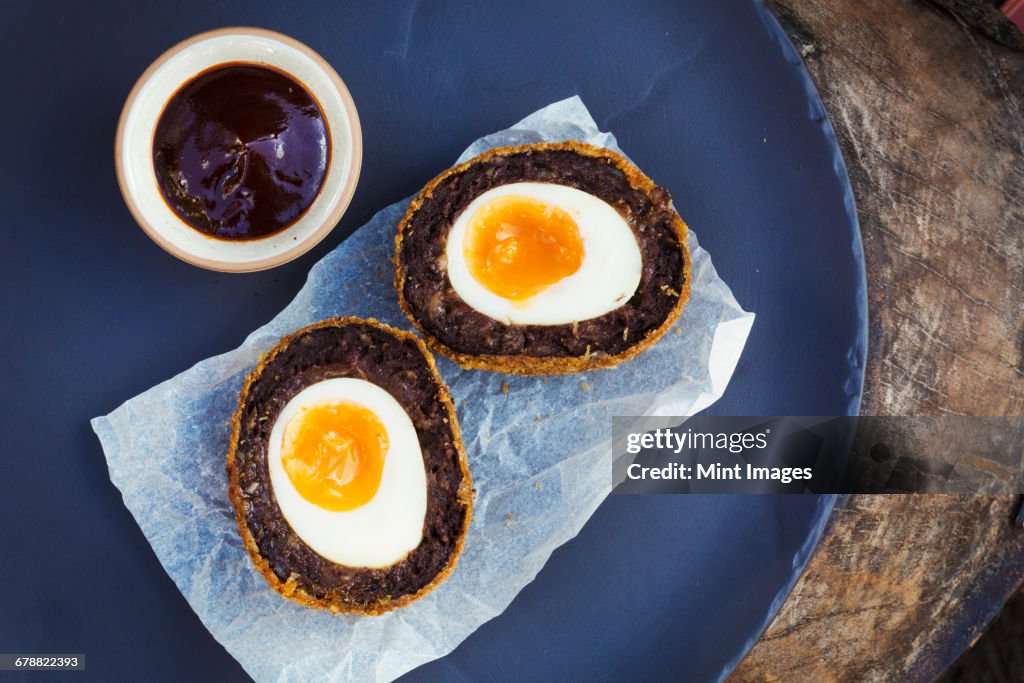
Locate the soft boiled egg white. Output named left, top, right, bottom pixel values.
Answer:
left=445, top=182, right=642, bottom=326
left=267, top=378, right=427, bottom=568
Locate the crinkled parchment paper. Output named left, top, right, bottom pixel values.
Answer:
left=91, top=97, right=754, bottom=683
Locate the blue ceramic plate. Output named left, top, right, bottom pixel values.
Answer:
left=0, top=1, right=864, bottom=681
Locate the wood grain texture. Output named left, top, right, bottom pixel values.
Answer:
left=732, top=0, right=1024, bottom=680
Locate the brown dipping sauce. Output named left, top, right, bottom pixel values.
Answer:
left=153, top=63, right=330, bottom=240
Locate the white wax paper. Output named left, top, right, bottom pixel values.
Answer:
left=91, top=97, right=755, bottom=683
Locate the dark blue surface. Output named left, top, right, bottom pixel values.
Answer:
left=0, top=1, right=865, bottom=682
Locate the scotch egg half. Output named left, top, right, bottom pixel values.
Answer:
left=395, top=141, right=691, bottom=375
left=228, top=318, right=472, bottom=614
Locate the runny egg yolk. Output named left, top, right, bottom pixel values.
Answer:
left=279, top=401, right=389, bottom=512
left=463, top=195, right=585, bottom=301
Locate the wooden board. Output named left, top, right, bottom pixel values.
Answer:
left=732, top=0, right=1024, bottom=680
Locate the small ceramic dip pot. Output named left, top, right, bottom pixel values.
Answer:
left=116, top=27, right=361, bottom=272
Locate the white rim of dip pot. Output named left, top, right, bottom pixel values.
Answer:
left=115, top=27, right=362, bottom=272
